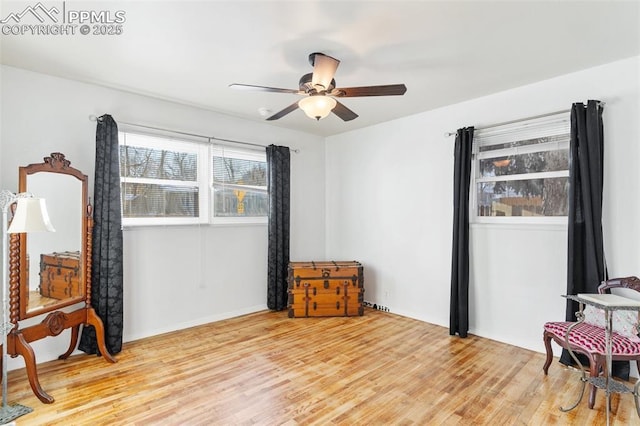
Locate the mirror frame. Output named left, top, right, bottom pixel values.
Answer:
left=15, top=152, right=90, bottom=320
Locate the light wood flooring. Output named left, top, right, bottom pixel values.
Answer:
left=5, top=308, right=640, bottom=425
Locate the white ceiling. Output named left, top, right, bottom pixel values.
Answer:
left=2, top=1, right=639, bottom=137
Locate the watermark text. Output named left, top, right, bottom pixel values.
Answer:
left=0, top=2, right=126, bottom=36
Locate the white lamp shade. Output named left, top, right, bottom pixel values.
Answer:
left=310, top=54, right=339, bottom=91
left=7, top=198, right=55, bottom=233
left=298, top=96, right=337, bottom=120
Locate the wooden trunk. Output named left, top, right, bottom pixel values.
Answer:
left=39, top=251, right=81, bottom=300
left=288, top=261, right=364, bottom=318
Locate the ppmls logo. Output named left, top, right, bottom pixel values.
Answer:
left=1, top=1, right=126, bottom=36
left=0, top=2, right=60, bottom=24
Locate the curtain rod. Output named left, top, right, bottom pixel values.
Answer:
left=444, top=102, right=605, bottom=138
left=88, top=115, right=300, bottom=153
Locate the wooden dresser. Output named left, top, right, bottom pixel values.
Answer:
left=288, top=261, right=364, bottom=317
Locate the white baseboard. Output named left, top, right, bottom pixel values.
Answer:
left=123, top=304, right=269, bottom=343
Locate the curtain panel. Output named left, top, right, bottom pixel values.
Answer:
left=560, top=101, right=618, bottom=374
left=266, top=145, right=291, bottom=311
left=565, top=100, right=607, bottom=307
left=79, top=114, right=124, bottom=355
left=450, top=126, right=474, bottom=337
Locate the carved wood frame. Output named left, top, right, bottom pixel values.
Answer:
left=6, top=153, right=116, bottom=404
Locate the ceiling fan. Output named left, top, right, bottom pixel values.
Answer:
left=229, top=52, right=407, bottom=122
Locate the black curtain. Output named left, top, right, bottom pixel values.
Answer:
left=560, top=101, right=618, bottom=374
left=79, top=114, right=124, bottom=355
left=565, top=100, right=606, bottom=314
left=450, top=127, right=474, bottom=337
left=266, top=145, right=290, bottom=311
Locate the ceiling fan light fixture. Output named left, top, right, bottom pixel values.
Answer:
left=310, top=52, right=339, bottom=92
left=298, top=95, right=337, bottom=121
left=231, top=52, right=406, bottom=122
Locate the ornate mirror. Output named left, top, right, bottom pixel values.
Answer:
left=16, top=153, right=88, bottom=319
left=8, top=152, right=115, bottom=404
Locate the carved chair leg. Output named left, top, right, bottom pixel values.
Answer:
left=543, top=330, right=554, bottom=375
left=59, top=325, right=80, bottom=360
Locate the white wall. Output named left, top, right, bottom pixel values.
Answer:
left=325, top=56, right=640, bottom=354
left=1, top=56, right=638, bottom=374
left=0, top=65, right=326, bottom=369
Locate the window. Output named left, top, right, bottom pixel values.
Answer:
left=119, top=132, right=267, bottom=226
left=211, top=147, right=268, bottom=224
left=472, top=113, right=570, bottom=223
left=119, top=132, right=209, bottom=225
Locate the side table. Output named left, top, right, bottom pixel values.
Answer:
left=562, top=293, right=640, bottom=426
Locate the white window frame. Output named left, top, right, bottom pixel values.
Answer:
left=210, top=146, right=268, bottom=226
left=470, top=113, right=570, bottom=225
left=119, top=132, right=210, bottom=227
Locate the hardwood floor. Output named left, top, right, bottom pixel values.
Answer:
left=5, top=308, right=640, bottom=425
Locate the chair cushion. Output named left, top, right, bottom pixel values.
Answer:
left=544, top=321, right=640, bottom=356
left=583, top=305, right=640, bottom=342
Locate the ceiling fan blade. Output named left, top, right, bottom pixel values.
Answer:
left=310, top=53, right=340, bottom=92
left=229, top=83, right=302, bottom=95
left=333, top=84, right=407, bottom=97
left=332, top=100, right=358, bottom=122
left=266, top=102, right=300, bottom=121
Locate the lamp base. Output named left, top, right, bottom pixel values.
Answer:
left=0, top=403, right=33, bottom=423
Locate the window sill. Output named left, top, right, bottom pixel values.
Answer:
left=122, top=222, right=268, bottom=231
left=470, top=220, right=568, bottom=232
left=211, top=216, right=268, bottom=226
left=122, top=216, right=268, bottom=229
